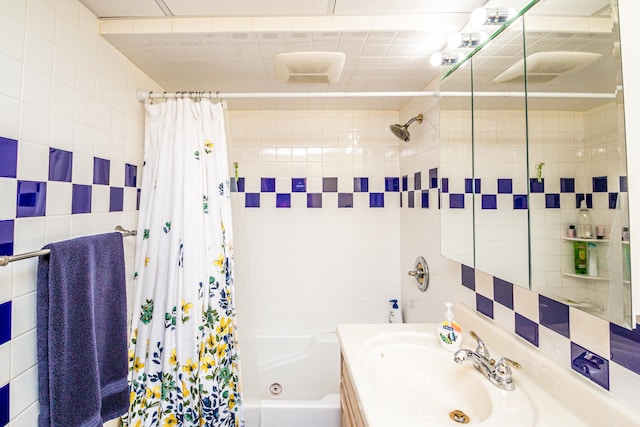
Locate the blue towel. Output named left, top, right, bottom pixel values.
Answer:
left=37, top=232, right=129, bottom=427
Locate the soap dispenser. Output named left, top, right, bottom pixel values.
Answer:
left=438, top=302, right=462, bottom=351
left=388, top=299, right=403, bottom=323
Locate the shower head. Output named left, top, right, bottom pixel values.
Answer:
left=390, top=114, right=424, bottom=142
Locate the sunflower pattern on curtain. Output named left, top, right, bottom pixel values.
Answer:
left=123, top=99, right=243, bottom=427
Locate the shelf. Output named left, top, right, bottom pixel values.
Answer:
left=561, top=268, right=610, bottom=282
left=561, top=235, right=610, bottom=244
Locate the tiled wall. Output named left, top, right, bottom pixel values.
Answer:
left=0, top=0, right=160, bottom=424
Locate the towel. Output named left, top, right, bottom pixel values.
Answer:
left=37, top=232, right=129, bottom=427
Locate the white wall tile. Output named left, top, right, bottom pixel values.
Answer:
left=10, top=292, right=36, bottom=338
left=72, top=152, right=93, bottom=185
left=9, top=365, right=38, bottom=421
left=569, top=307, right=610, bottom=358
left=0, top=342, right=10, bottom=386
left=610, top=362, right=640, bottom=414
left=10, top=329, right=36, bottom=378
left=45, top=182, right=72, bottom=216
left=538, top=323, right=571, bottom=367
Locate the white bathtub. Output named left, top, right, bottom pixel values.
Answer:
left=244, top=335, right=341, bottom=427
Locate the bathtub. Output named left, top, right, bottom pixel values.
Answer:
left=244, top=334, right=341, bottom=427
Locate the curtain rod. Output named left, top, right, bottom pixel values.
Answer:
left=0, top=226, right=137, bottom=267
left=136, top=89, right=440, bottom=103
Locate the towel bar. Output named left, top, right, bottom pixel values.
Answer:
left=0, top=226, right=137, bottom=266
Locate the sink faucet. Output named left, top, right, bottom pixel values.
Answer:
left=453, top=331, right=521, bottom=391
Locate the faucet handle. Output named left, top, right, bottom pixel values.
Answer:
left=494, top=357, right=521, bottom=379
left=469, top=331, right=494, bottom=365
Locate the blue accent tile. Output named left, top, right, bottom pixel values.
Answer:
left=592, top=176, right=608, bottom=193
left=474, top=178, right=482, bottom=194
left=408, top=191, right=415, bottom=208
left=464, top=178, right=473, bottom=194
left=276, top=193, right=290, bottom=208
left=609, top=193, right=618, bottom=209
left=369, top=193, right=384, bottom=208
left=576, top=193, right=593, bottom=209
left=0, top=220, right=14, bottom=257
left=291, top=178, right=305, bottom=192
left=545, top=193, right=560, bottom=209
left=513, top=194, right=528, bottom=210
left=421, top=190, right=429, bottom=208
left=231, top=177, right=245, bottom=192
left=610, top=323, right=640, bottom=375
left=109, top=187, right=124, bottom=212
left=414, top=172, right=422, bottom=190
left=539, top=295, right=570, bottom=338
left=560, top=178, right=575, bottom=193
left=338, top=193, right=353, bottom=208
left=620, top=176, right=628, bottom=192
left=72, top=184, right=92, bottom=214
left=385, top=177, right=399, bottom=192
left=307, top=193, right=322, bottom=208
left=0, top=137, right=18, bottom=178
left=17, top=180, right=47, bottom=217
left=402, top=175, right=408, bottom=191
left=136, top=189, right=141, bottom=210
left=429, top=168, right=438, bottom=189
left=261, top=177, right=276, bottom=192
left=515, top=313, right=539, bottom=346
left=93, top=157, right=110, bottom=185
left=497, top=178, right=512, bottom=194
left=450, top=194, right=465, bottom=209
left=441, top=178, right=449, bottom=193
left=0, top=383, right=8, bottom=427
left=482, top=194, right=497, bottom=210
left=125, top=163, right=137, bottom=187
left=571, top=342, right=609, bottom=390
left=323, top=177, right=338, bottom=192
left=493, top=277, right=513, bottom=309
left=530, top=178, right=545, bottom=193
left=0, top=301, right=10, bottom=345
left=476, top=294, right=494, bottom=319
left=48, top=148, right=72, bottom=182
left=353, top=177, right=368, bottom=192
left=461, top=265, right=475, bottom=291
left=245, top=193, right=260, bottom=208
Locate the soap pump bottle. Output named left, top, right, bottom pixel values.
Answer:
left=388, top=299, right=403, bottom=323
left=576, top=200, right=593, bottom=239
left=438, top=302, right=462, bottom=351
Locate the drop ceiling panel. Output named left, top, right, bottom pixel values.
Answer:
left=79, top=0, right=166, bottom=18
left=163, top=0, right=331, bottom=17
left=334, top=0, right=487, bottom=15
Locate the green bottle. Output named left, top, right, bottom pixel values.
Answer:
left=574, top=241, right=588, bottom=274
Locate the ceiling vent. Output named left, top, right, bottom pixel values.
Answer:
left=274, top=51, right=346, bottom=84
left=493, top=51, right=602, bottom=84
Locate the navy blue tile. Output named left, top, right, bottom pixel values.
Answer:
left=385, top=177, right=399, bottom=192
left=414, top=172, right=422, bottom=190
left=16, top=180, right=47, bottom=217
left=72, top=184, right=92, bottom=214
left=245, top=193, right=260, bottom=208
left=291, top=178, right=306, bottom=193
left=497, top=178, right=512, bottom=194
left=231, top=177, right=245, bottom=192
left=560, top=178, right=575, bottom=193
left=402, top=175, right=408, bottom=191
left=261, top=177, right=276, bottom=192
left=48, top=148, right=72, bottom=182
left=461, top=264, right=475, bottom=291
left=449, top=194, right=465, bottom=209
left=0, top=137, right=18, bottom=178
left=0, top=383, right=8, bottom=427
left=609, top=193, right=618, bottom=209
left=0, top=220, right=14, bottom=257
left=515, top=313, right=539, bottom=346
left=476, top=294, right=494, bottom=319
left=93, top=157, right=110, bottom=185
left=421, top=190, right=429, bottom=208
left=338, top=193, right=353, bottom=208
left=539, top=295, right=570, bottom=338
left=109, top=187, right=124, bottom=212
left=592, top=176, right=608, bottom=193
left=0, top=301, right=10, bottom=345
left=323, top=177, right=338, bottom=192
left=571, top=342, right=609, bottom=390
left=530, top=178, right=544, bottom=193
left=276, top=193, right=290, bottom=208
left=482, top=194, right=497, bottom=210
left=429, top=168, right=438, bottom=189
left=465, top=178, right=473, bottom=194
left=576, top=193, right=593, bottom=209
left=307, top=193, right=322, bottom=208
left=125, top=163, right=137, bottom=187
left=353, top=177, right=368, bottom=192
left=620, top=176, right=628, bottom=192
left=408, top=191, right=415, bottom=208
left=493, top=277, right=514, bottom=309
left=369, top=193, right=384, bottom=208
left=441, top=178, right=449, bottom=193
left=136, top=189, right=141, bottom=210
left=610, top=323, right=640, bottom=375
left=513, top=194, right=528, bottom=210
left=545, top=193, right=560, bottom=209
left=474, top=178, right=482, bottom=194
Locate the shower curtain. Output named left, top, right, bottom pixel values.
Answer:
left=124, top=98, right=243, bottom=427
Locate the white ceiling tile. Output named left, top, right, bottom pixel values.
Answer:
left=163, top=0, right=330, bottom=16
left=79, top=0, right=165, bottom=18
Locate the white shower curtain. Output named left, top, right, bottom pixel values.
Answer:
left=124, top=99, right=243, bottom=427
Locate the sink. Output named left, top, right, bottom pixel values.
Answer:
left=339, top=326, right=535, bottom=427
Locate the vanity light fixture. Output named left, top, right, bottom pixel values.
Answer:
left=430, top=51, right=465, bottom=67
left=470, top=7, right=517, bottom=26
left=447, top=32, right=488, bottom=50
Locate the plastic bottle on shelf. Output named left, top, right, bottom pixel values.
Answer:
left=574, top=241, right=588, bottom=274
left=576, top=200, right=593, bottom=239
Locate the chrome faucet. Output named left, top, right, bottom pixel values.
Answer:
left=453, top=331, right=521, bottom=391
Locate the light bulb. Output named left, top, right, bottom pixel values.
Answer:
left=430, top=52, right=443, bottom=67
